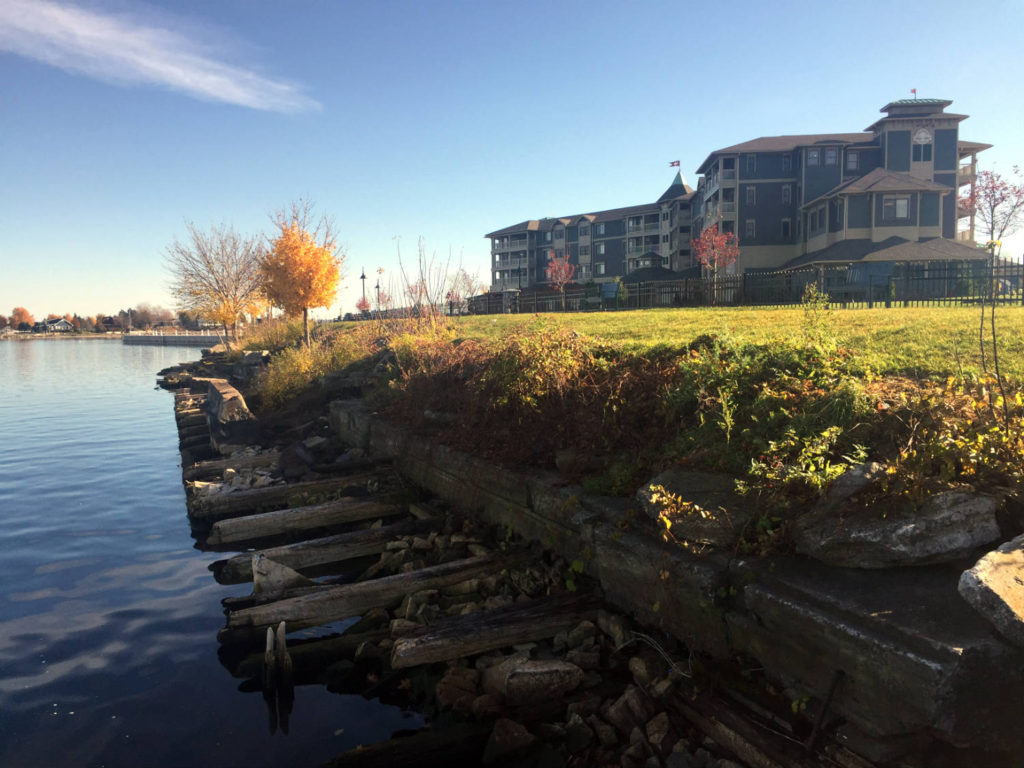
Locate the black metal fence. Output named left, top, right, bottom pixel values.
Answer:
left=468, top=261, right=1024, bottom=314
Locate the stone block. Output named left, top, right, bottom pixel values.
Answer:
left=794, top=490, right=1001, bottom=568
left=959, top=533, right=1024, bottom=650
left=635, top=468, right=755, bottom=547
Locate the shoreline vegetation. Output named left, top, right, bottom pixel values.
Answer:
left=230, top=303, right=1024, bottom=557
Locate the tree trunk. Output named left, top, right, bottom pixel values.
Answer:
left=303, top=307, right=310, bottom=347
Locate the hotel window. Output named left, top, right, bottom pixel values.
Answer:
left=912, top=143, right=933, bottom=162
left=597, top=242, right=606, bottom=255
left=807, top=148, right=820, bottom=166
left=745, top=186, right=757, bottom=205
left=662, top=234, right=669, bottom=243
left=595, top=223, right=605, bottom=236
left=781, top=185, right=792, bottom=205
left=745, top=154, right=757, bottom=175
left=579, top=225, right=589, bottom=237
left=595, top=262, right=605, bottom=275
left=825, top=147, right=838, bottom=166
left=544, top=232, right=552, bottom=242
left=781, top=219, right=792, bottom=239
left=555, top=227, right=564, bottom=240
left=745, top=219, right=756, bottom=238
left=661, top=211, right=669, bottom=220
left=579, top=245, right=590, bottom=256
left=882, top=195, right=911, bottom=221
left=846, top=151, right=859, bottom=171
left=782, top=153, right=792, bottom=173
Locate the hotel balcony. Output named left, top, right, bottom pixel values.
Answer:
left=494, top=256, right=528, bottom=270
left=958, top=162, right=977, bottom=187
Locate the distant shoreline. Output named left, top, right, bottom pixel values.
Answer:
left=0, top=333, right=121, bottom=341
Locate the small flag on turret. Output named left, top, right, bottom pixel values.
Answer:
left=669, top=160, right=680, bottom=167
left=911, top=88, right=917, bottom=97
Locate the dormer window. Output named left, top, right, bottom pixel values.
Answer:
left=846, top=151, right=859, bottom=171
left=807, top=148, right=820, bottom=166
left=824, top=147, right=838, bottom=166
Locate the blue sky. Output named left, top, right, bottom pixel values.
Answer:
left=2, top=0, right=1023, bottom=320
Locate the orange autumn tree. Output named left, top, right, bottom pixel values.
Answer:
left=262, top=201, right=343, bottom=347
left=11, top=307, right=34, bottom=329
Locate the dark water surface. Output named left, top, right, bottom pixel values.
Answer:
left=0, top=340, right=415, bottom=768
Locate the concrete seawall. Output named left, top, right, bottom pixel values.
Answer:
left=123, top=334, right=222, bottom=347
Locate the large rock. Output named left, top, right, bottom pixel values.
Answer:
left=793, top=490, right=1001, bottom=568
left=635, top=468, right=754, bottom=547
left=959, top=533, right=1024, bottom=650
left=482, top=656, right=583, bottom=705
left=203, top=378, right=258, bottom=453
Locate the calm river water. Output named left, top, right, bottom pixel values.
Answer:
left=0, top=339, right=415, bottom=768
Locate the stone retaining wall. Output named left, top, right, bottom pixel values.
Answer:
left=329, top=399, right=1024, bottom=765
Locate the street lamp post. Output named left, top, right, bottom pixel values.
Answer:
left=360, top=269, right=366, bottom=304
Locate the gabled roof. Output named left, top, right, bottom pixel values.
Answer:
left=803, top=168, right=951, bottom=208
left=486, top=220, right=539, bottom=238
left=591, top=202, right=660, bottom=222
left=782, top=236, right=987, bottom=269
left=697, top=133, right=873, bottom=173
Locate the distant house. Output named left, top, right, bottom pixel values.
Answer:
left=33, top=318, right=74, bottom=333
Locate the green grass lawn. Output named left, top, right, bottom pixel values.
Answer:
left=446, top=305, right=1024, bottom=380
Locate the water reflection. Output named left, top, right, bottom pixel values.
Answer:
left=0, top=341, right=417, bottom=768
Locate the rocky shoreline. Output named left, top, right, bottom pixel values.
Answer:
left=160, top=348, right=1024, bottom=767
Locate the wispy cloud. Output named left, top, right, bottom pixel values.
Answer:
left=0, top=0, right=320, bottom=113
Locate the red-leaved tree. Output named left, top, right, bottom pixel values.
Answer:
left=691, top=221, right=740, bottom=305
left=959, top=167, right=1024, bottom=247
left=546, top=251, right=576, bottom=310
left=355, top=296, right=371, bottom=315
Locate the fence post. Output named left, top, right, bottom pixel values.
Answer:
left=867, top=274, right=873, bottom=309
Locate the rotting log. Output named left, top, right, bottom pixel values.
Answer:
left=188, top=472, right=389, bottom=524
left=183, top=451, right=280, bottom=481
left=178, top=423, right=210, bottom=441
left=179, top=434, right=211, bottom=451
left=391, top=591, right=602, bottom=669
left=176, top=412, right=207, bottom=428
left=219, top=551, right=527, bottom=644
left=211, top=517, right=441, bottom=583
left=205, top=495, right=409, bottom=546
left=234, top=628, right=389, bottom=680
left=317, top=722, right=491, bottom=768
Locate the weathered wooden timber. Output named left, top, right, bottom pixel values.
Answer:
left=219, top=551, right=528, bottom=644
left=188, top=472, right=389, bottom=524
left=183, top=451, right=280, bottom=481
left=233, top=628, right=390, bottom=681
left=205, top=495, right=409, bottom=546
left=390, top=592, right=602, bottom=669
left=211, top=517, right=441, bottom=583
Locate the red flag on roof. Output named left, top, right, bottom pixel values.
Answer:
left=911, top=88, right=917, bottom=97
left=669, top=160, right=680, bottom=167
